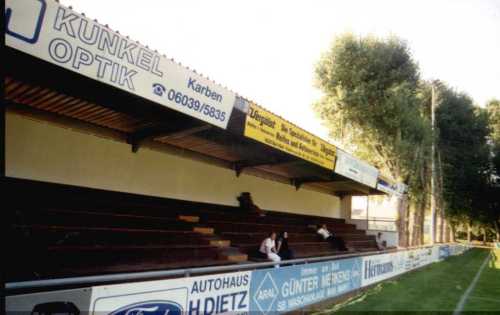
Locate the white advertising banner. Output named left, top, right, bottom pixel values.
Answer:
left=362, top=246, right=450, bottom=287
left=5, top=0, right=236, bottom=129
left=361, top=251, right=407, bottom=286
left=376, top=178, right=407, bottom=197
left=335, top=150, right=379, bottom=188
left=403, top=247, right=438, bottom=271
left=91, top=271, right=251, bottom=315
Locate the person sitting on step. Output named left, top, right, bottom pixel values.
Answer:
left=237, top=192, right=266, bottom=217
left=317, top=224, right=348, bottom=251
left=257, top=231, right=281, bottom=266
left=277, top=231, right=295, bottom=260
left=376, top=232, right=387, bottom=250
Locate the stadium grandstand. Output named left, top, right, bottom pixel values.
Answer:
left=4, top=1, right=480, bottom=314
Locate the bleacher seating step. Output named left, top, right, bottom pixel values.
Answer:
left=178, top=215, right=200, bottom=223
left=218, top=248, right=249, bottom=262
left=5, top=178, right=383, bottom=282
left=209, top=239, right=231, bottom=247
left=193, top=227, right=215, bottom=235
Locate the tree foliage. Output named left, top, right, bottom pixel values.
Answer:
left=486, top=99, right=500, bottom=240
left=314, top=33, right=432, bottom=245
left=314, top=34, right=429, bottom=186
left=436, top=88, right=491, bottom=230
left=487, top=99, right=500, bottom=178
left=314, top=33, right=500, bottom=244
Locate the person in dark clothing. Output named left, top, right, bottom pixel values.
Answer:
left=317, top=224, right=348, bottom=251
left=376, top=232, right=387, bottom=250
left=277, top=231, right=295, bottom=260
left=237, top=192, right=265, bottom=216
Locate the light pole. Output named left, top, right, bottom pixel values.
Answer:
left=430, top=83, right=437, bottom=244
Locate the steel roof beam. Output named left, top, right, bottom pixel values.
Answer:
left=127, top=123, right=211, bottom=153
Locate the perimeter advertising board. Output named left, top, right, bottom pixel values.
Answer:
left=5, top=0, right=236, bottom=129
left=249, top=257, right=362, bottom=314
left=6, top=246, right=469, bottom=315
left=243, top=103, right=337, bottom=169
left=7, top=271, right=252, bottom=315
left=361, top=251, right=407, bottom=286
left=402, top=246, right=439, bottom=271
left=376, top=177, right=407, bottom=197
left=335, top=150, right=379, bottom=188
left=91, top=272, right=251, bottom=315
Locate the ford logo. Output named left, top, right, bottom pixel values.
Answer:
left=109, top=301, right=182, bottom=315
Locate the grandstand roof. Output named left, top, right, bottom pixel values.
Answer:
left=5, top=0, right=390, bottom=197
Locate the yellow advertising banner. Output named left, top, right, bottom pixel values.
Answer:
left=244, top=103, right=336, bottom=169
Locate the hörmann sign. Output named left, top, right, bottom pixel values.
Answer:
left=243, top=102, right=337, bottom=170
left=5, top=0, right=236, bottom=129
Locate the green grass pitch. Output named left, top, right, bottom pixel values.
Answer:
left=316, top=248, right=500, bottom=314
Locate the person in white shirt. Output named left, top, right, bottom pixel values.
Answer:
left=317, top=224, right=348, bottom=251
left=258, top=232, right=281, bottom=265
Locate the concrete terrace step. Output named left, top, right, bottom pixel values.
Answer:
left=218, top=247, right=249, bottom=262
left=19, top=209, right=196, bottom=231
left=193, top=227, right=215, bottom=235
left=209, top=239, right=231, bottom=247
left=205, top=218, right=357, bottom=230
left=208, top=222, right=358, bottom=234
left=47, top=244, right=220, bottom=251
left=178, top=215, right=200, bottom=223
left=12, top=224, right=226, bottom=247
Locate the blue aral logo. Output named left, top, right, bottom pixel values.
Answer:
left=109, top=301, right=182, bottom=315
left=253, top=272, right=279, bottom=314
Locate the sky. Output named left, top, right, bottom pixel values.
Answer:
left=63, top=0, right=500, bottom=140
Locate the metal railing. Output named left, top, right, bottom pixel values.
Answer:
left=6, top=249, right=393, bottom=292
left=367, top=219, right=398, bottom=232
left=6, top=242, right=458, bottom=293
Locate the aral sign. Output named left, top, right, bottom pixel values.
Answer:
left=250, top=257, right=362, bottom=314
left=5, top=0, right=236, bottom=129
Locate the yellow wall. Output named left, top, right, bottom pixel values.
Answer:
left=6, top=111, right=341, bottom=218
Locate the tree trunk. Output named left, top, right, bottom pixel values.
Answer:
left=419, top=203, right=425, bottom=245
left=410, top=199, right=425, bottom=246
left=482, top=227, right=487, bottom=245
left=450, top=222, right=456, bottom=242
left=409, top=205, right=419, bottom=246
left=437, top=150, right=445, bottom=243
left=435, top=211, right=441, bottom=243
left=439, top=211, right=445, bottom=243
left=409, top=207, right=415, bottom=246
left=397, top=195, right=409, bottom=248
left=467, top=222, right=472, bottom=243
left=494, top=221, right=500, bottom=242
left=442, top=219, right=448, bottom=243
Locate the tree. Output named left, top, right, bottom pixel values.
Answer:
left=436, top=88, right=491, bottom=241
left=486, top=99, right=500, bottom=240
left=487, top=99, right=500, bottom=143
left=314, top=33, right=432, bottom=246
left=487, top=99, right=500, bottom=180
